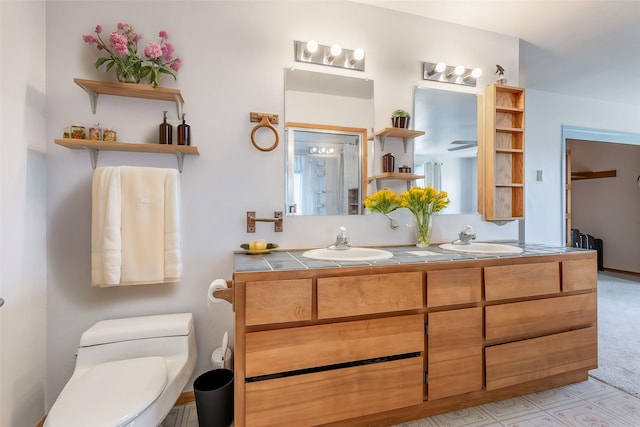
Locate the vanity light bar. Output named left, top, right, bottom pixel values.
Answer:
left=294, top=40, right=365, bottom=72
left=422, top=61, right=482, bottom=87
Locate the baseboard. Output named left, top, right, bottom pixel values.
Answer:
left=35, top=391, right=196, bottom=426
left=175, top=391, right=195, bottom=405
left=604, top=268, right=640, bottom=277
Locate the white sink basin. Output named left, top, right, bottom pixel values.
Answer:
left=302, top=247, right=393, bottom=261
left=439, top=242, right=523, bottom=255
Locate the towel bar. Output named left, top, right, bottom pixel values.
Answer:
left=246, top=211, right=283, bottom=232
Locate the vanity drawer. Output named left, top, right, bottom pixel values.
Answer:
left=245, top=314, right=424, bottom=378
left=245, top=279, right=312, bottom=326
left=485, top=293, right=597, bottom=342
left=427, top=268, right=482, bottom=307
left=485, top=326, right=597, bottom=390
left=562, top=258, right=597, bottom=291
left=484, top=262, right=560, bottom=301
left=317, top=272, right=422, bottom=319
left=245, top=356, right=423, bottom=427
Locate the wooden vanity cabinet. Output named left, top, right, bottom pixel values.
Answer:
left=484, top=259, right=598, bottom=391
left=233, top=251, right=597, bottom=427
left=238, top=274, right=425, bottom=427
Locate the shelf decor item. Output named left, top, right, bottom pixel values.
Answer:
left=82, top=23, right=182, bottom=87
left=399, top=186, right=450, bottom=247
left=364, top=186, right=449, bottom=241
left=363, top=188, right=402, bottom=229
left=391, top=109, right=411, bottom=129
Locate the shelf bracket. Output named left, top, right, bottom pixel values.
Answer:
left=173, top=94, right=183, bottom=119
left=377, top=135, right=409, bottom=153
left=176, top=151, right=185, bottom=173
left=83, top=146, right=99, bottom=170
left=77, top=83, right=99, bottom=114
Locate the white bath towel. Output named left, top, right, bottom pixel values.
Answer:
left=91, top=166, right=182, bottom=287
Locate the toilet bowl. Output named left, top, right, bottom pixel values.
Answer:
left=45, top=313, right=197, bottom=427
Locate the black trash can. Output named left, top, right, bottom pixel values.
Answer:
left=193, top=369, right=234, bottom=427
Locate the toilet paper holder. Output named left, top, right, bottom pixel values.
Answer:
left=209, top=280, right=233, bottom=304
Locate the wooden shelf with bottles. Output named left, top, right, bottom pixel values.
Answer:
left=55, top=138, right=199, bottom=172
left=368, top=128, right=425, bottom=153
left=481, top=84, right=525, bottom=221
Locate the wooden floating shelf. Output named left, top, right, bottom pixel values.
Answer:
left=368, top=172, right=425, bottom=191
left=74, top=78, right=185, bottom=116
left=368, top=128, right=426, bottom=153
left=571, top=170, right=617, bottom=181
left=368, top=172, right=424, bottom=182
left=55, top=138, right=199, bottom=172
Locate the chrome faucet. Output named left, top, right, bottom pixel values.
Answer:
left=452, top=225, right=476, bottom=245
left=328, top=226, right=351, bottom=250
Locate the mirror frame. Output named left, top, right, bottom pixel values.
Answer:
left=285, top=121, right=368, bottom=215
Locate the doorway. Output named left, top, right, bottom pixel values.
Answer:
left=562, top=125, right=640, bottom=274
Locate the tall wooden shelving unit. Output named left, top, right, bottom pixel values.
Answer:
left=481, top=85, right=525, bottom=221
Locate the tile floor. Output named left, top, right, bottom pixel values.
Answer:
left=162, top=376, right=640, bottom=427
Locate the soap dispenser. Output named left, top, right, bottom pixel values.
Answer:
left=159, top=111, right=172, bottom=145
left=177, top=113, right=191, bottom=146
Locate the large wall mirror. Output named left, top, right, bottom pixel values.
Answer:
left=413, top=87, right=478, bottom=214
left=284, top=68, right=374, bottom=216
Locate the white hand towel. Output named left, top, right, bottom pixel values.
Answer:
left=91, top=166, right=182, bottom=287
left=91, top=167, right=122, bottom=286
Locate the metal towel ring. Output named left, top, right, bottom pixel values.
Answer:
left=251, top=115, right=279, bottom=152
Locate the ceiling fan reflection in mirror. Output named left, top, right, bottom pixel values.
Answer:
left=447, top=140, right=477, bottom=152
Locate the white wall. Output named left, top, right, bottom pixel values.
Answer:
left=524, top=89, right=640, bottom=246
left=1, top=1, right=47, bottom=424
left=44, top=1, right=520, bottom=407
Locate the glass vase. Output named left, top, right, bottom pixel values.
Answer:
left=414, top=213, right=433, bottom=247
left=115, top=64, right=140, bottom=84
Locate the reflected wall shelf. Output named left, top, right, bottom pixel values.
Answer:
left=368, top=128, right=425, bottom=153
left=571, top=170, right=617, bottom=181
left=74, top=78, right=185, bottom=117
left=368, top=172, right=425, bottom=191
left=55, top=138, right=199, bottom=172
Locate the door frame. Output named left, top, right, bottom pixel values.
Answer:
left=561, top=125, right=640, bottom=245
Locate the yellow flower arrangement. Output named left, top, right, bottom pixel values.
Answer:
left=364, top=186, right=450, bottom=246
left=363, top=188, right=402, bottom=214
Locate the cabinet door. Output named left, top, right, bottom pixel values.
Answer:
left=485, top=293, right=596, bottom=342
left=485, top=262, right=559, bottom=301
left=563, top=258, right=597, bottom=291
left=317, top=272, right=422, bottom=319
left=245, top=356, right=423, bottom=427
left=486, top=327, right=597, bottom=390
left=245, top=279, right=312, bottom=326
left=245, top=314, right=424, bottom=378
left=427, top=268, right=481, bottom=307
left=427, top=307, right=483, bottom=400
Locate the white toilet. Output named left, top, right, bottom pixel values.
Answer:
left=45, top=313, right=197, bottom=427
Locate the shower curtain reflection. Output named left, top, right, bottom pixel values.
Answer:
left=286, top=124, right=364, bottom=215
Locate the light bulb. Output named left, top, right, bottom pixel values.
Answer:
left=471, top=68, right=482, bottom=78
left=435, top=62, right=447, bottom=73
left=353, top=48, right=365, bottom=61
left=330, top=44, right=342, bottom=57
left=306, top=40, right=318, bottom=53
left=454, top=65, right=465, bottom=76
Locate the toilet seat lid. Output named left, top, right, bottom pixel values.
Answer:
left=46, top=357, right=167, bottom=427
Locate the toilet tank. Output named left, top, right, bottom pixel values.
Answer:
left=75, top=313, right=195, bottom=369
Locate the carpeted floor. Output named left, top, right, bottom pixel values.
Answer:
left=589, top=271, right=640, bottom=397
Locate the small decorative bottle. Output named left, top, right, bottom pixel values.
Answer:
left=177, top=113, right=191, bottom=146
left=159, top=111, right=172, bottom=145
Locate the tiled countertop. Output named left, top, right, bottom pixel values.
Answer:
left=234, top=242, right=587, bottom=273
